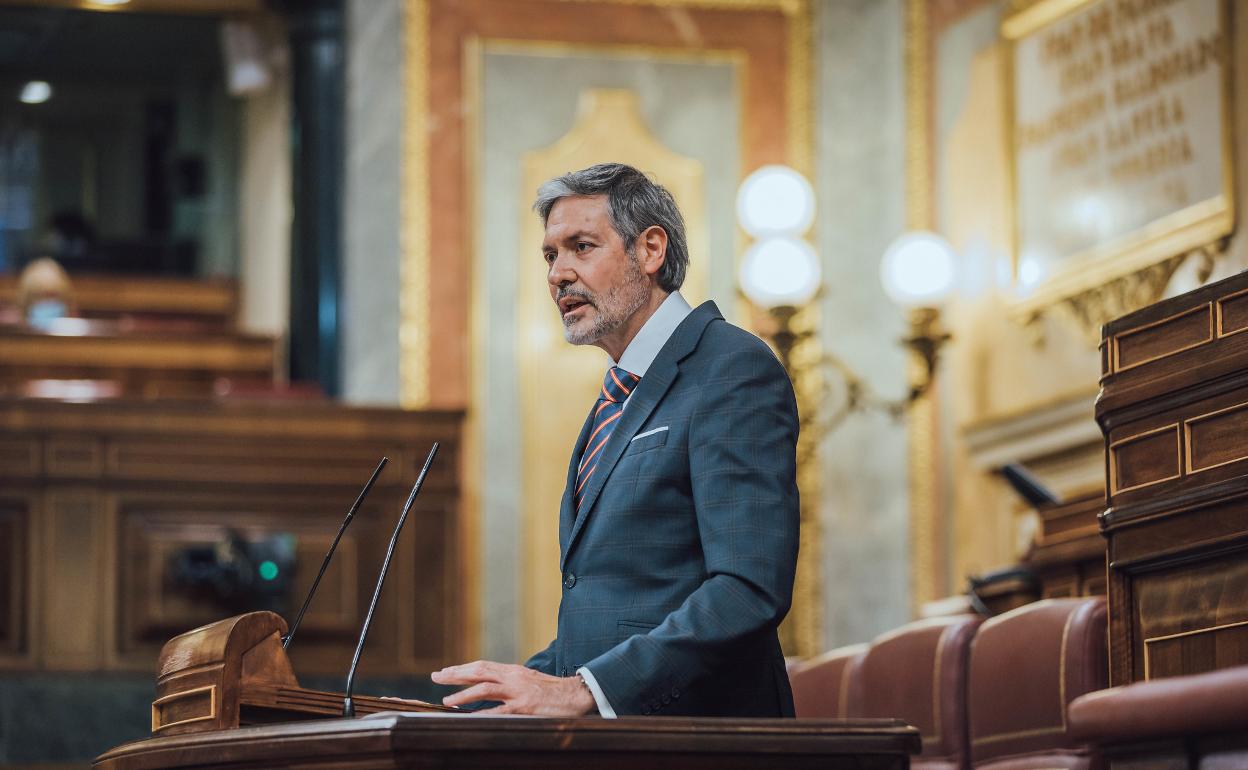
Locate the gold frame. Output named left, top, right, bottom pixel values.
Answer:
left=904, top=0, right=946, bottom=612
left=1001, top=0, right=1237, bottom=318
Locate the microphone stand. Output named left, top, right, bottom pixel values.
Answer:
left=283, top=456, right=388, bottom=650
left=343, top=443, right=439, bottom=718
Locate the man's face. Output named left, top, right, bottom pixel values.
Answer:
left=542, top=195, right=649, bottom=347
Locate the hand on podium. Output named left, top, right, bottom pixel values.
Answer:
left=431, top=660, right=597, bottom=716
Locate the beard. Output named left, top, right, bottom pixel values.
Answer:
left=557, top=254, right=649, bottom=346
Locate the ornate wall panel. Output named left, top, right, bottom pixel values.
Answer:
left=404, top=0, right=817, bottom=660
left=918, top=0, right=1248, bottom=599
left=0, top=399, right=464, bottom=676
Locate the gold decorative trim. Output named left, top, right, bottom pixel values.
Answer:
left=1215, top=286, right=1248, bottom=337
left=547, top=0, right=803, bottom=9
left=972, top=726, right=1066, bottom=746
left=151, top=684, right=217, bottom=733
left=904, top=0, right=944, bottom=613
left=784, top=0, right=822, bottom=661
left=1108, top=423, right=1182, bottom=494
left=1111, top=304, right=1214, bottom=374
left=461, top=33, right=485, bottom=661
left=927, top=624, right=948, bottom=745
left=1184, top=400, right=1248, bottom=474
left=400, top=0, right=432, bottom=409
left=1144, top=618, right=1248, bottom=679
left=481, top=38, right=746, bottom=65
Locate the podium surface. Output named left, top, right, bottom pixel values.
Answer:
left=95, top=713, right=920, bottom=770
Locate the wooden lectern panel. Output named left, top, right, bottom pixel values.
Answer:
left=151, top=612, right=453, bottom=737
left=98, top=714, right=921, bottom=770
left=1097, top=271, right=1248, bottom=685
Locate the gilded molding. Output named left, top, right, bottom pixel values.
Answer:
left=782, top=0, right=823, bottom=660
left=904, top=0, right=945, bottom=613
left=1048, top=241, right=1225, bottom=346
left=400, top=0, right=432, bottom=408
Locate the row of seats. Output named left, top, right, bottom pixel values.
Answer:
left=788, top=597, right=1107, bottom=770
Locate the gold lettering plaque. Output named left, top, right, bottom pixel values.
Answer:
left=1004, top=0, right=1233, bottom=314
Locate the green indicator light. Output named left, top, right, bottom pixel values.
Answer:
left=258, top=560, right=279, bottom=581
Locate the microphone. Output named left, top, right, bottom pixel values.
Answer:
left=282, top=456, right=388, bottom=650
left=343, top=442, right=439, bottom=718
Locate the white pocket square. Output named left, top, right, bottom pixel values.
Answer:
left=631, top=426, right=669, bottom=442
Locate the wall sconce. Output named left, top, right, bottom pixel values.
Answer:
left=736, top=164, right=956, bottom=434
left=879, top=231, right=955, bottom=404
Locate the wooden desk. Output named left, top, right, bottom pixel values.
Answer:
left=0, top=397, right=463, bottom=675
left=1097, top=271, right=1248, bottom=684
left=0, top=274, right=238, bottom=326
left=95, top=714, right=921, bottom=770
left=0, top=320, right=277, bottom=398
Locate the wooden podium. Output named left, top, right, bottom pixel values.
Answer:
left=1097, top=270, right=1248, bottom=684
left=149, top=612, right=453, bottom=735
left=98, top=713, right=920, bottom=770
left=98, top=611, right=920, bottom=768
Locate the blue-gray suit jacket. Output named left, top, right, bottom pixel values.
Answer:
left=524, top=300, right=800, bottom=717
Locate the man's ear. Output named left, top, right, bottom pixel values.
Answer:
left=636, top=225, right=668, bottom=278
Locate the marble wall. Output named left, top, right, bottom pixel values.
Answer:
left=341, top=0, right=404, bottom=404
left=815, top=0, right=912, bottom=646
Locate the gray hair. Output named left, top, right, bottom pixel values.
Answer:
left=533, top=163, right=689, bottom=292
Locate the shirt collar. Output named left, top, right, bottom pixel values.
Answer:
left=611, top=291, right=693, bottom=378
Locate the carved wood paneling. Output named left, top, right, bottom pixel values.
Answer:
left=1099, top=271, right=1248, bottom=685
left=0, top=497, right=29, bottom=660
left=1135, top=552, right=1248, bottom=680
left=0, top=399, right=464, bottom=675
left=42, top=489, right=106, bottom=670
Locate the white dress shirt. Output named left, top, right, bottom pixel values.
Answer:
left=576, top=290, right=693, bottom=717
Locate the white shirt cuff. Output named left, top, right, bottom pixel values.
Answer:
left=576, top=667, right=617, bottom=718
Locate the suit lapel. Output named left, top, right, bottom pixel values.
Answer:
left=560, top=301, right=721, bottom=570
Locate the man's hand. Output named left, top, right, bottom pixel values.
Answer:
left=431, top=660, right=597, bottom=716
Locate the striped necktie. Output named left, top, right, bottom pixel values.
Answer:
left=575, top=366, right=640, bottom=511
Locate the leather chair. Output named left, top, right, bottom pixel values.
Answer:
left=1069, top=664, right=1248, bottom=769
left=967, top=598, right=1107, bottom=770
left=856, top=615, right=983, bottom=770
left=788, top=643, right=866, bottom=718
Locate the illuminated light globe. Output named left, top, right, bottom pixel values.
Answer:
left=20, top=81, right=51, bottom=104
left=736, top=165, right=816, bottom=237
left=879, top=231, right=958, bottom=308
left=739, top=236, right=822, bottom=309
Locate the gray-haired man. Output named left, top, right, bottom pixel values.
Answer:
left=432, top=163, right=799, bottom=717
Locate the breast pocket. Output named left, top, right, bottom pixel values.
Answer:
left=617, top=620, right=657, bottom=643
left=624, top=426, right=668, bottom=456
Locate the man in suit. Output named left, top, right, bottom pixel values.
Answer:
left=433, top=163, right=799, bottom=717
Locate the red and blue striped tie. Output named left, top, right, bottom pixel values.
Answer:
left=575, top=366, right=640, bottom=511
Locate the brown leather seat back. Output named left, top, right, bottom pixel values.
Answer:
left=968, top=598, right=1107, bottom=768
left=857, top=615, right=982, bottom=769
left=788, top=644, right=866, bottom=718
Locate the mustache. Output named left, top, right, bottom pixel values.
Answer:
left=556, top=286, right=597, bottom=307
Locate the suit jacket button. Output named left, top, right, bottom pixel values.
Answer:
left=563, top=573, right=576, bottom=589
left=560, top=667, right=567, bottom=676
